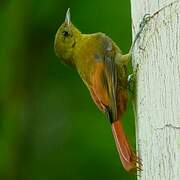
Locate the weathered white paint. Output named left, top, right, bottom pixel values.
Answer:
left=130, top=0, right=180, bottom=179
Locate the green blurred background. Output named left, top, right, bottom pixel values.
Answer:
left=0, top=0, right=136, bottom=179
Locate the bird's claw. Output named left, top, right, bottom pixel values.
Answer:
left=139, top=13, right=151, bottom=29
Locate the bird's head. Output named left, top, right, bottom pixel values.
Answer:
left=54, top=8, right=81, bottom=66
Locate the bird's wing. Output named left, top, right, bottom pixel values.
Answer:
left=91, top=35, right=118, bottom=122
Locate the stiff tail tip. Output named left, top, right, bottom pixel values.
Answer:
left=111, top=120, right=142, bottom=173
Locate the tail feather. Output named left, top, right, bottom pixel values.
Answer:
left=111, top=120, right=142, bottom=172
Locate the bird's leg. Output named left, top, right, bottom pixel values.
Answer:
left=121, top=13, right=151, bottom=63
left=119, top=14, right=151, bottom=93
left=128, top=59, right=140, bottom=94
left=127, top=72, right=136, bottom=95
left=123, top=14, right=151, bottom=93
left=128, top=13, right=151, bottom=56
left=120, top=53, right=131, bottom=65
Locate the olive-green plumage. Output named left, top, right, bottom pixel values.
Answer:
left=54, top=9, right=141, bottom=172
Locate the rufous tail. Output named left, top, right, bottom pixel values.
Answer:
left=111, top=120, right=142, bottom=172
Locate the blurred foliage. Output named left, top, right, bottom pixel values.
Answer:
left=0, top=0, right=136, bottom=179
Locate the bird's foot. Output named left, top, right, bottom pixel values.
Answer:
left=128, top=63, right=139, bottom=94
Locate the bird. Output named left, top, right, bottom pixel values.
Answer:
left=54, top=8, right=143, bottom=172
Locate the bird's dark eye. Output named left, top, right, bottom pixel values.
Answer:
left=62, top=31, right=69, bottom=37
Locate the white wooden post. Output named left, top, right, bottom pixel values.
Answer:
left=130, top=0, right=180, bottom=179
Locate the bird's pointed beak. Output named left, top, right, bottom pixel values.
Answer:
left=65, top=8, right=71, bottom=25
